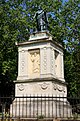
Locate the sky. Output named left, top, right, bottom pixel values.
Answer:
left=63, top=0, right=69, bottom=3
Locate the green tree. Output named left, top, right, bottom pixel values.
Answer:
left=62, top=0, right=80, bottom=97
left=0, top=0, right=29, bottom=96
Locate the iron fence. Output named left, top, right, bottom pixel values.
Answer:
left=0, top=96, right=80, bottom=119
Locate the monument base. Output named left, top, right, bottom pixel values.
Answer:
left=10, top=79, right=71, bottom=118
left=10, top=97, right=72, bottom=118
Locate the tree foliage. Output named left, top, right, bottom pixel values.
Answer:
left=0, top=0, right=29, bottom=96
left=0, top=0, right=80, bottom=97
left=64, top=45, right=80, bottom=97
left=63, top=0, right=80, bottom=97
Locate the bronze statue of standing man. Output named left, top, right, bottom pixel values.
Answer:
left=34, top=8, right=48, bottom=32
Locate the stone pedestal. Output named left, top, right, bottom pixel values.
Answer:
left=15, top=31, right=67, bottom=96
left=10, top=31, right=70, bottom=118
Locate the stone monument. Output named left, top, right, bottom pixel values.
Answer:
left=10, top=9, right=71, bottom=118
left=15, top=31, right=67, bottom=96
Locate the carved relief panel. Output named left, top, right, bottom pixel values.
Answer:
left=28, top=49, right=40, bottom=76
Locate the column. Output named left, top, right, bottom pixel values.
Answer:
left=61, top=53, right=64, bottom=79
left=40, top=47, right=47, bottom=77
left=58, top=52, right=62, bottom=78
left=47, top=47, right=51, bottom=74
left=17, top=49, right=28, bottom=80
left=52, top=49, right=55, bottom=76
left=18, top=48, right=21, bottom=77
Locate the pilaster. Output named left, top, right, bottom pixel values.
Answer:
left=17, top=49, right=28, bottom=80
left=61, top=53, right=64, bottom=79
left=40, top=47, right=47, bottom=77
